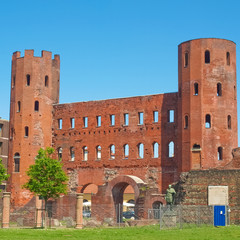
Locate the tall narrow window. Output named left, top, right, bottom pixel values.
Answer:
left=153, top=111, right=158, bottom=123
left=96, top=146, right=101, bottom=160
left=0, top=124, right=2, bottom=137
left=12, top=76, right=15, bottom=88
left=168, top=141, right=174, bottom=158
left=184, top=52, right=189, bottom=67
left=110, top=115, right=115, bottom=126
left=0, top=142, right=2, bottom=155
left=83, top=117, right=88, bottom=128
left=168, top=110, right=174, bottom=123
left=217, top=83, right=222, bottom=96
left=110, top=145, right=115, bottom=159
left=138, top=143, right=144, bottom=158
left=14, top=153, right=20, bottom=172
left=184, top=115, right=189, bottom=129
left=83, top=146, right=88, bottom=161
left=58, top=147, right=62, bottom=160
left=218, top=147, right=223, bottom=160
left=70, top=147, right=75, bottom=161
left=234, top=86, right=236, bottom=100
left=226, top=52, right=230, bottom=65
left=24, top=126, right=29, bottom=137
left=153, top=142, right=159, bottom=158
left=26, top=74, right=30, bottom=86
left=97, top=116, right=101, bottom=127
left=34, top=101, right=39, bottom=111
left=205, top=114, right=211, bottom=128
left=58, top=119, right=62, bottom=129
left=17, top=101, right=21, bottom=112
left=45, top=75, right=49, bottom=87
left=124, top=113, right=129, bottom=126
left=205, top=50, right=210, bottom=64
left=70, top=118, right=75, bottom=128
left=228, top=115, right=231, bottom=129
left=194, top=83, right=199, bottom=95
left=138, top=112, right=143, bottom=125
left=124, top=144, right=129, bottom=159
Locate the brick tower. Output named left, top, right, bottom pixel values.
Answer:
left=7, top=50, right=60, bottom=207
left=178, top=38, right=238, bottom=172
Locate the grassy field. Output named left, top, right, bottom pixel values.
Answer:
left=0, top=225, right=240, bottom=240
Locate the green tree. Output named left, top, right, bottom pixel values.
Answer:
left=0, top=158, right=9, bottom=192
left=23, top=147, right=68, bottom=226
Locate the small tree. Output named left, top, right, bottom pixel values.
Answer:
left=23, top=147, right=68, bottom=226
left=0, top=158, right=9, bottom=191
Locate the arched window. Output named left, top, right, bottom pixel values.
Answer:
left=192, top=144, right=201, bottom=150
left=14, top=153, right=20, bottom=172
left=138, top=143, right=144, bottom=159
left=17, top=101, right=21, bottom=112
left=83, top=146, right=88, bottom=161
left=124, top=144, right=129, bottom=159
left=26, top=74, right=30, bottom=86
left=218, top=147, right=223, bottom=160
left=217, top=83, right=222, bottom=96
left=45, top=75, right=49, bottom=87
left=194, top=83, right=198, bottom=95
left=168, top=141, right=174, bottom=158
left=70, top=147, right=75, bottom=161
left=228, top=115, right=231, bottom=129
left=153, top=142, right=159, bottom=158
left=34, top=101, right=39, bottom=111
left=205, top=50, right=210, bottom=64
left=96, top=145, right=101, bottom=160
left=110, top=145, right=115, bottom=159
left=24, top=126, right=29, bottom=137
left=58, top=147, right=62, bottom=160
left=205, top=114, right=211, bottom=128
left=184, top=52, right=189, bottom=67
left=226, top=52, right=230, bottom=65
left=184, top=115, right=189, bottom=129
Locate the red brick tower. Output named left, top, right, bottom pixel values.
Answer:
left=178, top=38, right=237, bottom=172
left=7, top=50, right=60, bottom=207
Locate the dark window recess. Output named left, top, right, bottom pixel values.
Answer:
left=25, top=126, right=29, bottom=137
left=194, top=83, right=198, bottom=95
left=228, top=115, right=231, bottom=129
left=217, top=83, right=222, bottom=96
left=45, top=75, right=49, bottom=87
left=14, top=153, right=20, bottom=172
left=184, top=52, right=188, bottom=67
left=26, top=74, right=30, bottom=86
left=34, top=101, right=39, bottom=111
left=205, top=50, right=210, bottom=64
left=205, top=114, right=211, bottom=128
left=218, top=147, right=223, bottom=160
left=184, top=115, right=189, bottom=129
left=226, top=52, right=230, bottom=65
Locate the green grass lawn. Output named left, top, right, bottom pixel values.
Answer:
left=0, top=225, right=240, bottom=240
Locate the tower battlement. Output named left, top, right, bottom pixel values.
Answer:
left=12, top=50, right=59, bottom=61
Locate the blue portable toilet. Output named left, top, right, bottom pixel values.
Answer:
left=214, top=205, right=226, bottom=226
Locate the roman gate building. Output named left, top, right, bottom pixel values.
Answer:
left=7, top=38, right=238, bottom=220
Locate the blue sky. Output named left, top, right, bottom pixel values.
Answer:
left=1, top=0, right=240, bottom=143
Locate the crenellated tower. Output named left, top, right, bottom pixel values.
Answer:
left=178, top=38, right=238, bottom=172
left=7, top=50, right=60, bottom=207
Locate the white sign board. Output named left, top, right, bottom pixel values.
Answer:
left=208, top=186, right=228, bottom=205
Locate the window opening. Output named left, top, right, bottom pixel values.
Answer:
left=168, top=141, right=174, bottom=158
left=184, top=115, right=189, bottom=129
left=26, top=74, right=30, bottom=86
left=138, top=112, right=144, bottom=125
left=96, top=146, right=101, bottom=160
left=58, top=147, right=62, bottom=160
left=228, top=115, right=231, bottom=129
left=58, top=119, right=62, bottom=129
left=17, top=101, right=21, bottom=112
left=110, top=115, right=115, bottom=126
left=217, top=83, right=222, bottom=96
left=168, top=110, right=174, bottom=123
left=205, top=114, right=211, bottom=128
left=124, top=113, right=129, bottom=126
left=194, top=83, right=199, bottom=95
left=14, top=153, right=20, bottom=172
left=153, top=111, right=158, bottom=123
left=34, top=101, right=39, bottom=111
left=124, top=144, right=129, bottom=159
left=234, top=86, right=236, bottom=100
left=0, top=124, right=2, bottom=137
left=153, top=142, right=159, bottom=158
left=45, top=75, right=49, bottom=87
left=0, top=142, right=2, bottom=155
left=71, top=118, right=75, bottom=128
left=205, top=50, right=210, bottom=64
left=138, top=143, right=144, bottom=158
left=192, top=144, right=201, bottom=150
left=110, top=145, right=115, bottom=159
left=218, top=147, right=223, bottom=160
left=12, top=76, right=15, bottom=88
left=70, top=147, right=75, bottom=161
left=97, top=116, right=101, bottom=127
left=83, top=117, right=88, bottom=128
left=83, top=146, right=88, bottom=161
left=184, top=52, right=188, bottom=67
left=226, top=52, right=230, bottom=65
left=24, top=126, right=29, bottom=137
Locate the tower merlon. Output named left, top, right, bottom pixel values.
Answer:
left=12, top=51, right=21, bottom=60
